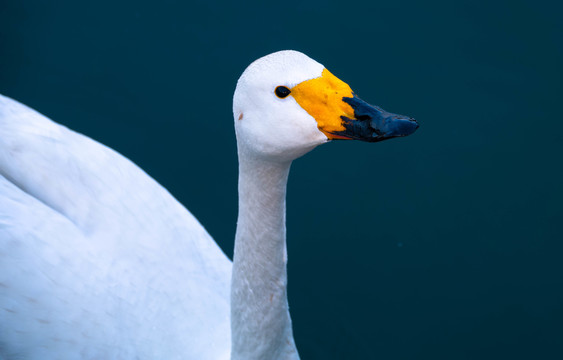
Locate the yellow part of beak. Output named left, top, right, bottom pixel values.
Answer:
left=291, top=68, right=355, bottom=139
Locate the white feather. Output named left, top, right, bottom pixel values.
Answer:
left=0, top=94, right=231, bottom=359
left=0, top=50, right=332, bottom=359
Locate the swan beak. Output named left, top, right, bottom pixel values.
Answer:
left=291, top=68, right=418, bottom=142
left=334, top=95, right=419, bottom=142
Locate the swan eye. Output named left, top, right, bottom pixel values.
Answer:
left=275, top=86, right=291, bottom=99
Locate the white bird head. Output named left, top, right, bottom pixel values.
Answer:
left=233, top=50, right=418, bottom=162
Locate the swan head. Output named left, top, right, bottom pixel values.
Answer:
left=233, top=50, right=418, bottom=162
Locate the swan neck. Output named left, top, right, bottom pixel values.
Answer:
left=231, top=155, right=299, bottom=360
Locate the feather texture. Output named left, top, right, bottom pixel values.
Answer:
left=0, top=94, right=232, bottom=359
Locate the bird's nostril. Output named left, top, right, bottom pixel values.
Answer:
left=355, top=114, right=371, bottom=121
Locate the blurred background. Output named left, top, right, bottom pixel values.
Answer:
left=1, top=0, right=561, bottom=358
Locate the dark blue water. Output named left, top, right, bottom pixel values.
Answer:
left=1, top=0, right=562, bottom=358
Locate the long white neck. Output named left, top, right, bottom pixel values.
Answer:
left=230, top=151, right=300, bottom=360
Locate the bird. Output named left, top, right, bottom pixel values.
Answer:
left=0, top=50, right=418, bottom=360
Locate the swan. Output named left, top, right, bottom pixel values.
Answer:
left=0, top=50, right=418, bottom=359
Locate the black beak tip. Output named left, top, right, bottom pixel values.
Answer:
left=386, top=116, right=419, bottom=138
left=408, top=117, right=419, bottom=132
left=340, top=95, right=419, bottom=142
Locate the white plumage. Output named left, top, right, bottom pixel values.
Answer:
left=0, top=50, right=416, bottom=359
left=0, top=92, right=232, bottom=359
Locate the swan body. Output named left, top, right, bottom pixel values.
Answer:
left=0, top=50, right=417, bottom=359
left=0, top=93, right=232, bottom=359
